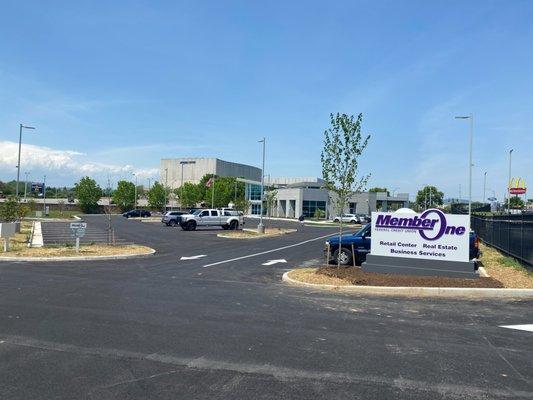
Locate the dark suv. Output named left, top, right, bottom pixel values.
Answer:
left=122, top=209, right=151, bottom=218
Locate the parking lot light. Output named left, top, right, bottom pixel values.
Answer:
left=258, top=138, right=266, bottom=234
left=455, top=114, right=473, bottom=217
left=16, top=124, right=36, bottom=197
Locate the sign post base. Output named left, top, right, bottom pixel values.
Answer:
left=362, top=254, right=478, bottom=279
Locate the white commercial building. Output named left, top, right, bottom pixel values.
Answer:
left=160, top=158, right=262, bottom=189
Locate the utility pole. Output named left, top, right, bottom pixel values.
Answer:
left=508, top=149, right=513, bottom=212
left=16, top=124, right=36, bottom=197
left=258, top=137, right=266, bottom=234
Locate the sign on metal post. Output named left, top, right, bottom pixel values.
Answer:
left=70, top=222, right=87, bottom=252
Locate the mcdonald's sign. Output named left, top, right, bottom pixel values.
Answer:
left=509, top=177, right=527, bottom=195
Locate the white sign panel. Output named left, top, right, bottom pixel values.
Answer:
left=70, top=222, right=87, bottom=238
left=371, top=209, right=470, bottom=262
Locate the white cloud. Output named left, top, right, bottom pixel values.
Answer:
left=0, top=140, right=159, bottom=184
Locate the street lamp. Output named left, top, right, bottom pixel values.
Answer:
left=132, top=173, right=137, bottom=210
left=455, top=114, right=473, bottom=217
left=508, top=149, right=513, bottom=212
left=16, top=124, right=36, bottom=197
left=180, top=160, right=196, bottom=210
left=24, top=171, right=30, bottom=201
left=483, top=171, right=487, bottom=203
left=258, top=137, right=266, bottom=234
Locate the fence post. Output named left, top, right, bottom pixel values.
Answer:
left=520, top=212, right=524, bottom=262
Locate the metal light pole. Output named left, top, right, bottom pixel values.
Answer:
left=180, top=161, right=195, bottom=209
left=24, top=172, right=30, bottom=201
left=133, top=173, right=137, bottom=210
left=508, top=149, right=513, bottom=212
left=455, top=114, right=473, bottom=217
left=483, top=171, right=487, bottom=203
left=43, top=175, right=47, bottom=215
left=16, top=124, right=36, bottom=197
left=258, top=137, right=266, bottom=234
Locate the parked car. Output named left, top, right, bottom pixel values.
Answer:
left=122, top=209, right=151, bottom=218
left=332, top=214, right=360, bottom=224
left=324, top=223, right=480, bottom=266
left=357, top=214, right=371, bottom=223
left=179, top=208, right=244, bottom=231
left=161, top=211, right=186, bottom=226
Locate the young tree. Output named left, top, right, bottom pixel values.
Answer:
left=264, top=187, right=278, bottom=226
left=74, top=177, right=103, bottom=214
left=112, top=180, right=137, bottom=212
left=147, top=181, right=167, bottom=211
left=321, top=113, right=370, bottom=267
left=415, top=185, right=444, bottom=209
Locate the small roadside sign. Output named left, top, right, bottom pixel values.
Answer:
left=70, top=222, right=87, bottom=252
left=70, top=222, right=87, bottom=237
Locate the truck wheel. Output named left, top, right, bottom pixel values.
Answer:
left=229, top=220, right=239, bottom=230
left=187, top=221, right=197, bottom=231
left=333, top=218, right=339, bottom=223
left=169, top=220, right=177, bottom=227
left=333, top=248, right=352, bottom=266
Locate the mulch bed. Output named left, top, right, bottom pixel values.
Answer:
left=316, top=266, right=504, bottom=288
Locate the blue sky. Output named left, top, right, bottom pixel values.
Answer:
left=1, top=0, right=532, bottom=201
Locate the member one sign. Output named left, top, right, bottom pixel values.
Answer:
left=70, top=222, right=87, bottom=238
left=371, top=209, right=470, bottom=262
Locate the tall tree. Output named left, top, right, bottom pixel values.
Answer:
left=147, top=181, right=167, bottom=211
left=176, top=182, right=200, bottom=208
left=198, top=175, right=245, bottom=208
left=321, top=113, right=370, bottom=267
left=416, top=186, right=444, bottom=209
left=112, top=180, right=137, bottom=212
left=74, top=177, right=102, bottom=214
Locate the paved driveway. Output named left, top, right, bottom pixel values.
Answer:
left=0, top=215, right=531, bottom=399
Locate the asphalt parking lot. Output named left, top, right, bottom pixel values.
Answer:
left=1, top=215, right=532, bottom=399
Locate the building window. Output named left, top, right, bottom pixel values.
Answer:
left=349, top=202, right=357, bottom=214
left=251, top=204, right=261, bottom=215
left=302, top=200, right=326, bottom=218
left=248, top=184, right=262, bottom=201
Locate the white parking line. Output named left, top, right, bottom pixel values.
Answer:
left=202, top=232, right=336, bottom=268
left=500, top=324, right=533, bottom=332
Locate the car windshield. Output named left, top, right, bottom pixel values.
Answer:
left=192, top=210, right=202, bottom=216
left=353, top=224, right=369, bottom=236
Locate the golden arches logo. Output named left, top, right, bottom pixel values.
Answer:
left=509, top=177, right=527, bottom=194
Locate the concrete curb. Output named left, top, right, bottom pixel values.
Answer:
left=0, top=248, right=156, bottom=262
left=217, top=229, right=297, bottom=240
left=282, top=271, right=533, bottom=299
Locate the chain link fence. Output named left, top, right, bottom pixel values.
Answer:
left=471, top=214, right=533, bottom=267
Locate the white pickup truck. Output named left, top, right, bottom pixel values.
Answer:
left=179, top=208, right=244, bottom=231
